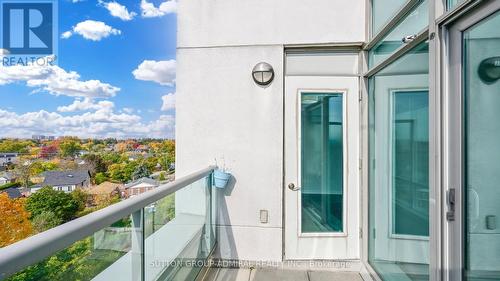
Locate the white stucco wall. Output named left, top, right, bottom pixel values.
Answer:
left=176, top=0, right=366, bottom=261
left=176, top=46, right=284, bottom=261
left=178, top=0, right=366, bottom=48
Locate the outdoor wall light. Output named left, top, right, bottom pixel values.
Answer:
left=252, top=62, right=274, bottom=86
left=478, top=57, right=500, bottom=84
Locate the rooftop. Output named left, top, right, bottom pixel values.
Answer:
left=1, top=187, right=22, bottom=199
left=41, top=170, right=90, bottom=186
left=88, top=182, right=122, bottom=195
left=124, top=177, right=158, bottom=189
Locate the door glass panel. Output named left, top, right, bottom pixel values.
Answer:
left=369, top=42, right=429, bottom=281
left=463, top=11, right=500, bottom=281
left=301, top=93, right=343, bottom=233
left=392, top=90, right=429, bottom=237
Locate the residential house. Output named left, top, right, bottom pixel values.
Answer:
left=122, top=177, right=158, bottom=198
left=34, top=170, right=91, bottom=193
left=76, top=150, right=89, bottom=157
left=135, top=145, right=149, bottom=153
left=0, top=153, right=18, bottom=166
left=0, top=171, right=16, bottom=185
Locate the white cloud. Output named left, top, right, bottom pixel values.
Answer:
left=61, top=31, right=73, bottom=39
left=161, top=93, right=175, bottom=111
left=57, top=98, right=115, bottom=112
left=0, top=60, right=120, bottom=98
left=122, top=107, right=135, bottom=114
left=62, top=20, right=121, bottom=41
left=0, top=108, right=175, bottom=139
left=98, top=0, right=137, bottom=21
left=0, top=49, right=10, bottom=55
left=132, top=60, right=176, bottom=86
left=140, top=0, right=176, bottom=18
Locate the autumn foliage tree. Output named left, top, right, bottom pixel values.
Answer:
left=0, top=194, right=32, bottom=247
left=39, top=144, right=59, bottom=159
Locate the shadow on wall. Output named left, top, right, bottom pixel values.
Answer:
left=216, top=176, right=238, bottom=260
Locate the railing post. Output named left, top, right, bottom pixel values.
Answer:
left=131, top=209, right=144, bottom=281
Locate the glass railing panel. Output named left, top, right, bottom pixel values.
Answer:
left=0, top=167, right=216, bottom=281
left=6, top=214, right=143, bottom=281
left=369, top=0, right=428, bottom=68
left=144, top=175, right=214, bottom=281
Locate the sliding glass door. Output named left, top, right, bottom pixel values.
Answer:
left=448, top=2, right=500, bottom=281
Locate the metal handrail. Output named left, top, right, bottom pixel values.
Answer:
left=0, top=166, right=216, bottom=280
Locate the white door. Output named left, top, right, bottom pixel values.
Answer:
left=284, top=76, right=359, bottom=260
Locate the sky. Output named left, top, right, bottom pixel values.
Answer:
left=0, top=0, right=177, bottom=139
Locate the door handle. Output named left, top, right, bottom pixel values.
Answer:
left=288, top=183, right=300, bottom=191
left=446, top=188, right=456, bottom=221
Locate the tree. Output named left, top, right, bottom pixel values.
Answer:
left=26, top=187, right=80, bottom=223
left=114, top=142, right=128, bottom=153
left=14, top=161, right=37, bottom=188
left=94, top=172, right=107, bottom=185
left=59, top=139, right=81, bottom=158
left=0, top=139, right=34, bottom=153
left=0, top=194, right=32, bottom=247
left=71, top=188, right=89, bottom=212
left=101, top=152, right=126, bottom=166
left=132, top=163, right=151, bottom=180
left=82, top=154, right=106, bottom=177
left=107, top=161, right=137, bottom=183
left=31, top=211, right=62, bottom=233
left=30, top=161, right=59, bottom=176
left=107, top=163, right=128, bottom=183
left=39, top=145, right=59, bottom=159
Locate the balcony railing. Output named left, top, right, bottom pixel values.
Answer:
left=0, top=166, right=217, bottom=281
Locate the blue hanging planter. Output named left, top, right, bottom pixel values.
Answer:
left=213, top=169, right=231, bottom=188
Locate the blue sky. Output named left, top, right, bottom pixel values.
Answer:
left=0, top=0, right=177, bottom=139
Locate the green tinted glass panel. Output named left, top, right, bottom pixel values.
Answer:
left=301, top=93, right=343, bottom=233
left=392, top=90, right=429, bottom=237
left=369, top=0, right=428, bottom=68
left=447, top=0, right=464, bottom=10
left=372, top=0, right=407, bottom=35
left=368, top=42, right=429, bottom=281
left=463, top=11, right=500, bottom=281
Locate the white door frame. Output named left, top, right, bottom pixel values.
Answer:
left=284, top=76, right=360, bottom=260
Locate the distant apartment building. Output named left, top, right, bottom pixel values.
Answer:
left=32, top=135, right=55, bottom=141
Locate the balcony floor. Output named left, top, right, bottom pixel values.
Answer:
left=200, top=268, right=364, bottom=281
